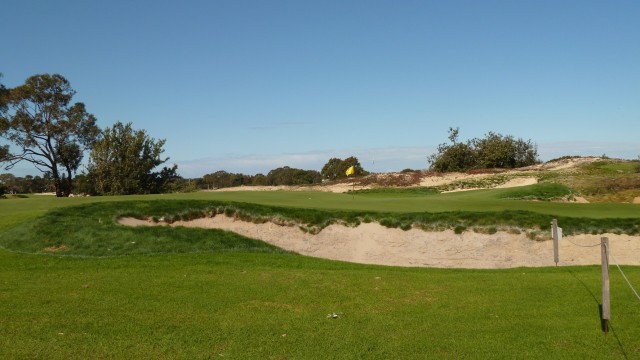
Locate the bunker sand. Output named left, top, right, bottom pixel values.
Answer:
left=120, top=216, right=640, bottom=269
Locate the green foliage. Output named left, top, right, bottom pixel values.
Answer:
left=265, top=166, right=321, bottom=186
left=453, top=225, right=466, bottom=234
left=200, top=168, right=321, bottom=189
left=0, top=74, right=99, bottom=196
left=87, top=121, right=176, bottom=195
left=0, top=145, right=8, bottom=163
left=202, top=170, right=251, bottom=189
left=428, top=128, right=477, bottom=172
left=496, top=183, right=573, bottom=201
left=321, top=156, right=366, bottom=180
left=429, top=127, right=539, bottom=172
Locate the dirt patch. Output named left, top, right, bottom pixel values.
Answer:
left=119, top=216, right=640, bottom=268
left=43, top=245, right=69, bottom=252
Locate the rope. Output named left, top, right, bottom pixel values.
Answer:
left=610, top=253, right=640, bottom=303
left=564, top=238, right=602, bottom=248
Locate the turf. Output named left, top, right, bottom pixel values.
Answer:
left=1, top=250, right=640, bottom=359
left=1, top=189, right=640, bottom=358
left=2, top=184, right=639, bottom=224
left=2, top=200, right=640, bottom=257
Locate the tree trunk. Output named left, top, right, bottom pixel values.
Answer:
left=65, top=166, right=74, bottom=196
left=51, top=167, right=64, bottom=197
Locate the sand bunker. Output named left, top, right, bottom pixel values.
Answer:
left=119, top=216, right=640, bottom=269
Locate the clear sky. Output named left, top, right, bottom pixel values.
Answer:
left=2, top=0, right=639, bottom=178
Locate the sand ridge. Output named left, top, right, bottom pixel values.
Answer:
left=119, top=215, right=640, bottom=269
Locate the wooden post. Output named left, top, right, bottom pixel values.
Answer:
left=601, top=236, right=610, bottom=334
left=551, top=219, right=559, bottom=266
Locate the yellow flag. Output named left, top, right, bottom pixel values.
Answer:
left=345, top=166, right=355, bottom=176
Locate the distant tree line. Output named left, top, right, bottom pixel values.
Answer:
left=428, top=128, right=539, bottom=172
left=196, top=157, right=367, bottom=190
left=0, top=173, right=53, bottom=195
left=200, top=167, right=322, bottom=189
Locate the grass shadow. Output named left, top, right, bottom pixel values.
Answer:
left=566, top=267, right=628, bottom=359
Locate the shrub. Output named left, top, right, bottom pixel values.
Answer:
left=428, top=127, right=539, bottom=172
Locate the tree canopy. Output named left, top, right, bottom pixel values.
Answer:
left=265, top=166, right=321, bottom=186
left=0, top=74, right=99, bottom=196
left=87, top=121, right=177, bottom=195
left=321, top=156, right=365, bottom=180
left=428, top=128, right=539, bottom=172
left=0, top=173, right=51, bottom=194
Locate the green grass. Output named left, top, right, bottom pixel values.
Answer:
left=1, top=250, right=640, bottom=359
left=2, top=189, right=640, bottom=358
left=351, top=186, right=440, bottom=197
left=496, top=183, right=574, bottom=201
left=2, top=200, right=640, bottom=257
left=2, top=184, right=640, bottom=223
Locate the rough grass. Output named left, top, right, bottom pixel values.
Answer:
left=497, top=183, right=574, bottom=201
left=0, top=201, right=288, bottom=257
left=2, top=200, right=640, bottom=257
left=538, top=159, right=640, bottom=202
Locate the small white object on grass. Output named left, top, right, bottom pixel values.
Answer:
left=326, top=312, right=342, bottom=318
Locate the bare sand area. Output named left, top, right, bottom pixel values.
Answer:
left=119, top=215, right=640, bottom=269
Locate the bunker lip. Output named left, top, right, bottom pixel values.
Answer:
left=118, top=215, right=640, bottom=269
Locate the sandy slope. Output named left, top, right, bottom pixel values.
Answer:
left=212, top=157, right=605, bottom=194
left=120, top=216, right=640, bottom=269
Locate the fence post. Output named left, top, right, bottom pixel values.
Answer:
left=551, top=219, right=559, bottom=266
left=601, top=236, right=610, bottom=334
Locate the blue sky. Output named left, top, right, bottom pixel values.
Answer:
left=2, top=0, right=639, bottom=177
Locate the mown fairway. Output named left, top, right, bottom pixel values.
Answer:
left=1, top=189, right=640, bottom=359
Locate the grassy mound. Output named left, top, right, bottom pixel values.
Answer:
left=0, top=201, right=288, bottom=257
left=2, top=200, right=639, bottom=256
left=496, top=183, right=574, bottom=201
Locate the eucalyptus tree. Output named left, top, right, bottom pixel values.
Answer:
left=0, top=74, right=99, bottom=196
left=88, top=121, right=176, bottom=195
